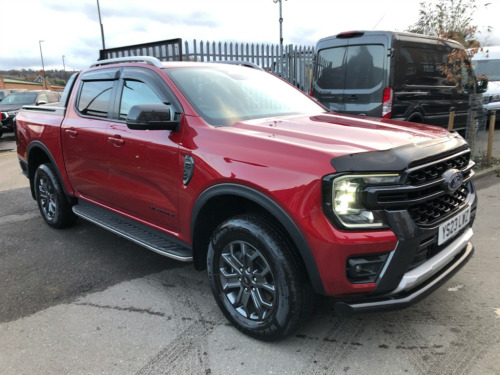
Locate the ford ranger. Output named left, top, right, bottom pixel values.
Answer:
left=15, top=56, right=476, bottom=341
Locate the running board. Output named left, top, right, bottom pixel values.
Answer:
left=72, top=200, right=192, bottom=262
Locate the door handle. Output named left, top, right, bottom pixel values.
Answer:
left=348, top=95, right=358, bottom=101
left=108, top=135, right=125, bottom=146
left=65, top=128, right=78, bottom=137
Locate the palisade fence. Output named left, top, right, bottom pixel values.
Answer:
left=99, top=38, right=315, bottom=93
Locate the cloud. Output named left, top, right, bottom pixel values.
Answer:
left=92, top=2, right=219, bottom=28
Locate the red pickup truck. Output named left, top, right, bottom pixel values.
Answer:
left=16, top=57, right=476, bottom=340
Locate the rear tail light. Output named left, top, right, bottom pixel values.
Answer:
left=309, top=88, right=313, bottom=96
left=382, top=87, right=393, bottom=119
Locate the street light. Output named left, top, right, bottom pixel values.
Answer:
left=96, top=0, right=106, bottom=50
left=273, top=0, right=287, bottom=48
left=39, top=40, right=46, bottom=90
left=62, top=55, right=66, bottom=82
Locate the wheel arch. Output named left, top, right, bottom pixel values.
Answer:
left=26, top=141, right=72, bottom=202
left=190, top=183, right=325, bottom=294
left=405, top=110, right=425, bottom=123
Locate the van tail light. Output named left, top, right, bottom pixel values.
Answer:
left=382, top=87, right=393, bottom=119
left=309, top=88, right=313, bottom=96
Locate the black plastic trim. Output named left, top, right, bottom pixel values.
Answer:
left=191, top=183, right=326, bottom=294
left=334, top=242, right=474, bottom=317
left=331, top=135, right=469, bottom=173
left=372, top=180, right=476, bottom=294
left=26, top=141, right=72, bottom=201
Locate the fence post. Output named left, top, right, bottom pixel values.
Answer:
left=448, top=107, right=455, bottom=131
left=486, top=111, right=497, bottom=165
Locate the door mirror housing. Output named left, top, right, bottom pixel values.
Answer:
left=126, top=103, right=180, bottom=131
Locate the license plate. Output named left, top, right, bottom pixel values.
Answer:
left=438, top=207, right=471, bottom=245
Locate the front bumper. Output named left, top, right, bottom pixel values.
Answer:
left=335, top=228, right=474, bottom=316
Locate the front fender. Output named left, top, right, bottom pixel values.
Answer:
left=191, top=183, right=326, bottom=294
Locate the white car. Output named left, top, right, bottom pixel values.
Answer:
left=472, top=46, right=500, bottom=117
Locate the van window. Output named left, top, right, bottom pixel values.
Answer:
left=316, top=45, right=384, bottom=90
left=473, top=59, right=500, bottom=81
left=316, top=47, right=346, bottom=89
left=344, top=45, right=384, bottom=89
left=397, top=46, right=452, bottom=86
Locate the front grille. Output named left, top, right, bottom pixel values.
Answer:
left=408, top=185, right=469, bottom=225
left=365, top=149, right=473, bottom=228
left=407, top=153, right=470, bottom=185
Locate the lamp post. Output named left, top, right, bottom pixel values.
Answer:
left=39, top=40, right=46, bottom=90
left=273, top=0, right=286, bottom=48
left=62, top=55, right=66, bottom=82
left=273, top=0, right=287, bottom=78
left=97, top=0, right=106, bottom=50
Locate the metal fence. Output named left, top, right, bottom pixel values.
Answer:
left=99, top=38, right=315, bottom=93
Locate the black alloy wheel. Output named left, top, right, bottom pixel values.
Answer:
left=34, top=163, right=77, bottom=228
left=219, top=239, right=276, bottom=321
left=207, top=214, right=314, bottom=341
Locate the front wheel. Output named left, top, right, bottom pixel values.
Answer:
left=207, top=214, right=315, bottom=341
left=34, top=163, right=77, bottom=228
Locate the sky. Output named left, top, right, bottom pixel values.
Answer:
left=1, top=0, right=499, bottom=72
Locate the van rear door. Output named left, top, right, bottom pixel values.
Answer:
left=313, top=32, right=389, bottom=117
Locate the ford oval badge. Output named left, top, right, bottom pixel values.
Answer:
left=441, top=169, right=464, bottom=193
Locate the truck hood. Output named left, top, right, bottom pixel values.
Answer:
left=227, top=113, right=452, bottom=157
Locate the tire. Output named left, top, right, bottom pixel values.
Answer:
left=207, top=214, right=315, bottom=341
left=34, top=163, right=77, bottom=228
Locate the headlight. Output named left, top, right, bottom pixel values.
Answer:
left=490, top=94, right=500, bottom=103
left=324, top=174, right=400, bottom=229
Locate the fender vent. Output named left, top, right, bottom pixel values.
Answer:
left=183, top=155, right=195, bottom=186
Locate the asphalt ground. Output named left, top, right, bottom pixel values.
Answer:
left=1, top=132, right=499, bottom=375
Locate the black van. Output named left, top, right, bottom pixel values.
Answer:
left=311, top=31, right=484, bottom=131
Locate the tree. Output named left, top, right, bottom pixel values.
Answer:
left=408, top=0, right=480, bottom=48
left=408, top=0, right=489, bottom=153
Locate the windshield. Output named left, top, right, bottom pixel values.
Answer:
left=165, top=65, right=325, bottom=126
left=1, top=92, right=38, bottom=105
left=473, top=59, right=500, bottom=81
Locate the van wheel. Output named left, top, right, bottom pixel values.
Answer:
left=207, top=214, right=314, bottom=341
left=34, top=163, right=77, bottom=229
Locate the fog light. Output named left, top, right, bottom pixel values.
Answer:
left=346, top=254, right=389, bottom=284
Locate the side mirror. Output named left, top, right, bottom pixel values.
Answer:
left=36, top=100, right=47, bottom=106
left=126, top=103, right=180, bottom=131
left=477, top=77, right=488, bottom=93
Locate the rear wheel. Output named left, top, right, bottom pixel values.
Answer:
left=34, top=163, right=77, bottom=228
left=207, top=214, right=314, bottom=341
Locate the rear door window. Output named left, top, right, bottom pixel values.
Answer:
left=343, top=45, right=385, bottom=89
left=77, top=80, right=114, bottom=118
left=316, top=45, right=384, bottom=90
left=316, top=47, right=347, bottom=89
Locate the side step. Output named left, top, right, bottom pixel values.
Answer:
left=72, top=200, right=193, bottom=261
